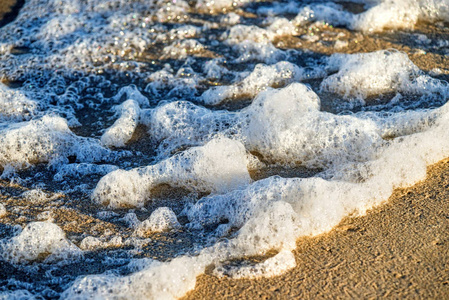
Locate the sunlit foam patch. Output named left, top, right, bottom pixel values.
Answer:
left=0, top=222, right=81, bottom=264
left=321, top=50, right=449, bottom=101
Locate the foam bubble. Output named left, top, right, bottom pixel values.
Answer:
left=201, top=62, right=306, bottom=105
left=135, top=207, right=181, bottom=237
left=292, top=0, right=449, bottom=32
left=62, top=255, right=208, bottom=300
left=79, top=236, right=104, bottom=251
left=21, top=189, right=59, bottom=204
left=0, top=83, right=37, bottom=121
left=0, top=290, right=37, bottom=300
left=0, top=222, right=81, bottom=263
left=352, top=0, right=449, bottom=32
left=213, top=250, right=296, bottom=279
left=0, top=115, right=111, bottom=171
left=101, top=100, right=141, bottom=147
left=53, top=163, right=119, bottom=181
left=195, top=0, right=251, bottom=13
left=0, top=203, right=6, bottom=218
left=111, top=85, right=149, bottom=107
left=321, top=50, right=449, bottom=100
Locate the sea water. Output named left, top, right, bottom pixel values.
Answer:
left=0, top=0, right=448, bottom=299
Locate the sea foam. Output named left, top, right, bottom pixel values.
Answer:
left=1, top=0, right=449, bottom=298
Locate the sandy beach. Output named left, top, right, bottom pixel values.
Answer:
left=1, top=1, right=449, bottom=299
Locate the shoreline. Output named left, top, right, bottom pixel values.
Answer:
left=183, top=158, right=449, bottom=299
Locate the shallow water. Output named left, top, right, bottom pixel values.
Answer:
left=0, top=0, right=449, bottom=299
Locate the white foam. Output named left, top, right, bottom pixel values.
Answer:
left=0, top=203, right=6, bottom=218
left=63, top=255, right=208, bottom=300
left=135, top=207, right=181, bottom=237
left=0, top=222, right=81, bottom=263
left=292, top=0, right=449, bottom=32
left=92, top=138, right=251, bottom=208
left=79, top=236, right=104, bottom=251
left=145, top=64, right=202, bottom=98
left=232, top=41, right=287, bottom=64
left=0, top=83, right=37, bottom=121
left=0, top=115, right=110, bottom=171
left=241, top=83, right=384, bottom=167
left=101, top=100, right=141, bottom=147
left=220, top=13, right=241, bottom=26
left=352, top=0, right=449, bottom=32
left=293, top=3, right=353, bottom=27
left=195, top=0, right=251, bottom=13
left=2, top=0, right=449, bottom=298
left=203, top=58, right=229, bottom=80
left=111, top=85, right=149, bottom=106
left=213, top=250, right=296, bottom=279
left=321, top=50, right=449, bottom=100
left=201, top=62, right=306, bottom=105
left=21, top=189, right=60, bottom=204
left=0, top=290, right=37, bottom=300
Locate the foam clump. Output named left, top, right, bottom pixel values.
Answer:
left=92, top=138, right=251, bottom=208
left=161, top=39, right=205, bottom=59
left=101, top=100, right=141, bottom=148
left=214, top=250, right=296, bottom=279
left=293, top=3, right=353, bottom=27
left=292, top=0, right=449, bottom=32
left=135, top=207, right=181, bottom=237
left=203, top=58, right=229, bottom=80
left=140, top=100, right=237, bottom=156
left=352, top=0, right=449, bottom=32
left=79, top=235, right=124, bottom=250
left=0, top=290, right=37, bottom=300
left=224, top=25, right=275, bottom=44
left=222, top=22, right=297, bottom=63
left=201, top=61, right=305, bottom=105
left=21, top=189, right=58, bottom=204
left=241, top=83, right=382, bottom=167
left=144, top=81, right=444, bottom=169
left=0, top=203, right=6, bottom=217
left=112, top=85, right=149, bottom=107
left=0, top=115, right=110, bottom=171
left=79, top=236, right=103, bottom=251
left=144, top=83, right=383, bottom=167
left=0, top=83, right=37, bottom=121
left=195, top=0, right=251, bottom=12
left=0, top=222, right=81, bottom=263
left=321, top=50, right=448, bottom=100
left=233, top=40, right=287, bottom=64
left=63, top=255, right=209, bottom=300
left=145, top=64, right=201, bottom=98
left=220, top=12, right=241, bottom=25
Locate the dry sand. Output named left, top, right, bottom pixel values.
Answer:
left=1, top=1, right=449, bottom=299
